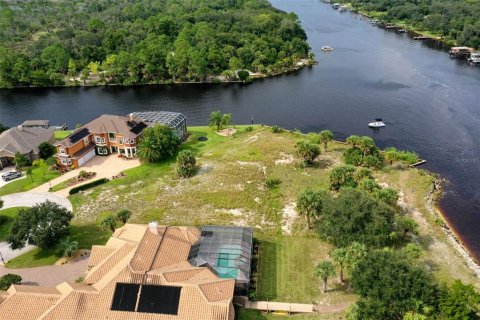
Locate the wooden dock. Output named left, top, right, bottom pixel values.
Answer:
left=409, top=159, right=427, bottom=168
left=244, top=300, right=314, bottom=314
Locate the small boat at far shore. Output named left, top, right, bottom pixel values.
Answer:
left=368, top=118, right=386, bottom=128
left=321, top=46, right=334, bottom=51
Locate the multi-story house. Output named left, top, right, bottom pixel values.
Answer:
left=54, top=114, right=148, bottom=168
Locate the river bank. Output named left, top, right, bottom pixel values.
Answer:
left=427, top=181, right=480, bottom=277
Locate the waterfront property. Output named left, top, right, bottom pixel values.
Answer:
left=54, top=112, right=188, bottom=168
left=129, top=111, right=188, bottom=141
left=0, top=126, right=55, bottom=168
left=54, top=114, right=148, bottom=168
left=189, top=226, right=253, bottom=296
left=0, top=223, right=236, bottom=320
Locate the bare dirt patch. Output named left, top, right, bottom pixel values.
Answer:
left=281, top=202, right=298, bottom=235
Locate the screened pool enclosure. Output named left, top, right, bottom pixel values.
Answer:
left=129, top=111, right=187, bottom=141
left=189, top=226, right=253, bottom=296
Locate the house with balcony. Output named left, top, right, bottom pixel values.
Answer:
left=54, top=114, right=148, bottom=168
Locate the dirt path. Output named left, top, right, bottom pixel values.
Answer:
left=0, top=253, right=90, bottom=286
left=316, top=302, right=352, bottom=314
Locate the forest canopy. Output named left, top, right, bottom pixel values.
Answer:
left=0, top=0, right=311, bottom=88
left=346, top=0, right=480, bottom=48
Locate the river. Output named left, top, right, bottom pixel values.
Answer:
left=1, top=0, right=479, bottom=261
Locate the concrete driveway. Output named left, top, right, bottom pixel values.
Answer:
left=31, top=155, right=140, bottom=197
left=0, top=252, right=90, bottom=286
left=0, top=192, right=72, bottom=212
left=0, top=166, right=26, bottom=188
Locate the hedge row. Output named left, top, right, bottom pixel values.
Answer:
left=69, top=178, right=109, bottom=195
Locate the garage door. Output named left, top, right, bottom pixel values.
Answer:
left=78, top=149, right=96, bottom=166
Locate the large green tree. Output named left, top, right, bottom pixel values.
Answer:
left=7, top=201, right=73, bottom=250
left=350, top=250, right=438, bottom=319
left=137, top=125, right=178, bottom=163
left=439, top=280, right=480, bottom=319
left=317, top=188, right=396, bottom=247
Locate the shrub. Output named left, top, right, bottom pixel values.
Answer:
left=344, top=148, right=364, bottom=166
left=244, top=126, right=254, bottom=132
left=329, top=165, right=357, bottom=191
left=69, top=178, right=108, bottom=195
left=265, top=178, right=281, bottom=189
left=295, top=141, right=320, bottom=165
left=176, top=150, right=197, bottom=178
left=0, top=274, right=22, bottom=290
left=271, top=125, right=282, bottom=133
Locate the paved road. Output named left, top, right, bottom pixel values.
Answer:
left=0, top=192, right=72, bottom=211
left=0, top=253, right=90, bottom=286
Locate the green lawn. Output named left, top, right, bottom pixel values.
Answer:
left=0, top=207, right=28, bottom=241
left=0, top=167, right=60, bottom=196
left=54, top=130, right=72, bottom=140
left=5, top=223, right=110, bottom=268
left=50, top=178, right=74, bottom=192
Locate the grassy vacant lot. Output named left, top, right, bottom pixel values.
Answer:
left=6, top=125, right=477, bottom=309
left=0, top=167, right=60, bottom=196
left=54, top=130, right=72, bottom=140
left=0, top=207, right=28, bottom=241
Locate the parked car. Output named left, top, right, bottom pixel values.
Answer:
left=1, top=171, right=22, bottom=181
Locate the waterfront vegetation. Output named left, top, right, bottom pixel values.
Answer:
left=2, top=125, right=478, bottom=318
left=343, top=0, right=480, bottom=48
left=0, top=0, right=311, bottom=88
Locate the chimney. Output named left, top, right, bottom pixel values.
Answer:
left=17, top=125, right=23, bottom=131
left=148, top=221, right=158, bottom=235
left=128, top=113, right=134, bottom=121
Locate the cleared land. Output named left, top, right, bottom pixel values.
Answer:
left=2, top=125, right=478, bottom=317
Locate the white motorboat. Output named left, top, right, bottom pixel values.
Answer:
left=322, top=46, right=334, bottom=51
left=468, top=52, right=480, bottom=64
left=368, top=118, right=386, bottom=128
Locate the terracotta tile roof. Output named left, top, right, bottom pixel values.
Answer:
left=0, top=224, right=235, bottom=320
left=88, top=245, right=116, bottom=267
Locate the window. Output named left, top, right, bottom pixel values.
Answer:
left=59, top=147, right=66, bottom=155
left=95, top=136, right=105, bottom=144
left=108, top=132, right=116, bottom=141
left=118, top=138, right=124, bottom=144
left=61, top=159, right=67, bottom=165
left=67, top=159, right=72, bottom=165
left=83, top=137, right=89, bottom=145
left=130, top=139, right=135, bottom=144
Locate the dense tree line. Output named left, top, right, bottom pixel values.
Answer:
left=0, top=0, right=311, bottom=88
left=345, top=0, right=480, bottom=48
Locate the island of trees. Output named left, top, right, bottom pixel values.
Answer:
left=343, top=0, right=480, bottom=48
left=0, top=0, right=312, bottom=88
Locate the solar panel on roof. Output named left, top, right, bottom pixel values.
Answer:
left=69, top=128, right=89, bottom=143
left=137, top=285, right=181, bottom=315
left=111, top=283, right=140, bottom=312
left=130, top=122, right=147, bottom=135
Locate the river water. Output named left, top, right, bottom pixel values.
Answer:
left=1, top=0, right=479, bottom=260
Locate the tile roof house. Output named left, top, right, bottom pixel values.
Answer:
left=54, top=114, right=148, bottom=168
left=0, top=126, right=55, bottom=168
left=0, top=223, right=235, bottom=320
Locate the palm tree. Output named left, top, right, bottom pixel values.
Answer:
left=296, top=190, right=327, bottom=229
left=209, top=111, right=223, bottom=131
left=117, top=209, right=132, bottom=224
left=101, top=215, right=117, bottom=233
left=346, top=135, right=361, bottom=148
left=345, top=242, right=368, bottom=272
left=330, top=247, right=348, bottom=283
left=315, top=260, right=336, bottom=293
left=59, top=237, right=78, bottom=258
left=319, top=130, right=334, bottom=151
left=384, top=147, right=399, bottom=165
left=358, top=136, right=375, bottom=158
left=136, top=135, right=160, bottom=163
left=221, top=113, right=232, bottom=129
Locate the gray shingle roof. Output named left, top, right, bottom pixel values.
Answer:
left=0, top=127, right=54, bottom=157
